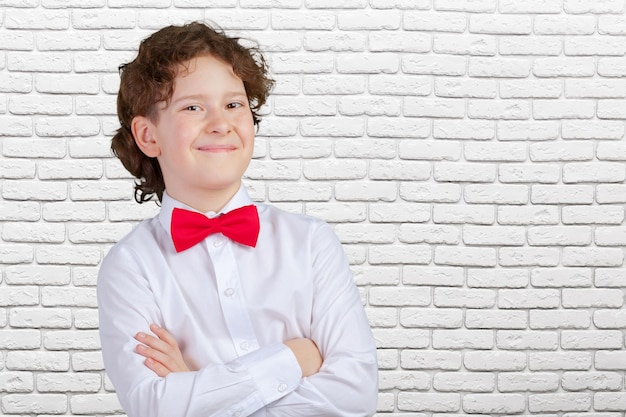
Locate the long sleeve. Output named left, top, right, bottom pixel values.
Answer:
left=264, top=222, right=379, bottom=416
left=97, top=243, right=302, bottom=417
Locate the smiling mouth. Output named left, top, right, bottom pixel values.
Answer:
left=197, top=145, right=237, bottom=152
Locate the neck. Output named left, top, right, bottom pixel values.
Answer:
left=167, top=181, right=241, bottom=213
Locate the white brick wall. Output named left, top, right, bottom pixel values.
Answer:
left=0, top=1, right=625, bottom=415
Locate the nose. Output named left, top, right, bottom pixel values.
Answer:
left=205, top=109, right=231, bottom=135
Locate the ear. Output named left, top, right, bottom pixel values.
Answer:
left=131, top=115, right=161, bottom=158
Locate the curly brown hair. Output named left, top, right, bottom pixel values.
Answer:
left=112, top=22, right=274, bottom=203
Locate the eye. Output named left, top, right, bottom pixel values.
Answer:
left=184, top=105, right=201, bottom=111
left=227, top=102, right=244, bottom=109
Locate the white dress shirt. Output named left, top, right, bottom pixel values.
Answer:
left=97, top=184, right=378, bottom=417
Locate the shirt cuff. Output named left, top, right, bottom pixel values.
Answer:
left=239, top=342, right=302, bottom=405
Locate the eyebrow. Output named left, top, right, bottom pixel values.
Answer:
left=171, top=92, right=248, bottom=104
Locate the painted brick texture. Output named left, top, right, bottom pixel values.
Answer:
left=1, top=1, right=626, bottom=416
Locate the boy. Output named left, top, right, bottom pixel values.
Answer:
left=97, top=22, right=378, bottom=417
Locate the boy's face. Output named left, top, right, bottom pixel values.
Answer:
left=132, top=54, right=255, bottom=211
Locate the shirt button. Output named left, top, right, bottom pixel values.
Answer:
left=233, top=412, right=241, bottom=417
left=277, top=383, right=287, bottom=392
left=224, top=288, right=235, bottom=297
left=213, top=239, right=223, bottom=247
left=240, top=341, right=249, bottom=351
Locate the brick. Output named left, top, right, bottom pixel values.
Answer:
left=403, top=55, right=466, bottom=76
left=0, top=30, right=34, bottom=51
left=466, top=310, right=527, bottom=329
left=562, top=247, right=624, bottom=266
left=371, top=32, right=430, bottom=53
left=564, top=120, right=625, bottom=140
left=401, top=350, right=462, bottom=370
left=596, top=226, right=626, bottom=246
left=599, top=58, right=626, bottom=76
left=529, top=393, right=592, bottom=412
left=300, top=117, right=363, bottom=137
left=368, top=244, right=431, bottom=265
left=2, top=223, right=65, bottom=244
left=0, top=372, right=33, bottom=393
left=73, top=51, right=135, bottom=73
left=399, top=140, right=462, bottom=161
left=498, top=205, right=559, bottom=225
left=370, top=287, right=430, bottom=307
left=530, top=310, right=591, bottom=330
left=68, top=223, right=132, bottom=244
left=73, top=267, right=98, bottom=287
left=337, top=10, right=400, bottom=30
left=464, top=351, right=526, bottom=370
left=498, top=372, right=560, bottom=392
left=372, top=329, right=428, bottom=348
left=36, top=74, right=99, bottom=94
left=367, top=117, right=429, bottom=138
left=593, top=393, right=626, bottom=411
left=499, top=164, right=560, bottom=184
left=469, top=58, right=530, bottom=78
left=304, top=202, right=365, bottom=223
left=9, top=95, right=72, bottom=116
left=108, top=0, right=169, bottom=5
left=340, top=96, right=401, bottom=117
left=37, top=373, right=100, bottom=393
left=531, top=185, right=593, bottom=204
left=463, top=393, right=526, bottom=413
left=0, top=244, right=33, bottom=264
left=500, top=0, right=562, bottom=13
left=498, top=289, right=560, bottom=309
left=42, top=288, right=97, bottom=308
left=597, top=185, right=626, bottom=203
left=467, top=269, right=528, bottom=288
left=529, top=352, right=591, bottom=371
left=43, top=0, right=106, bottom=6
left=272, top=10, right=335, bottom=30
left=562, top=288, right=624, bottom=308
left=9, top=308, right=72, bottom=329
left=498, top=120, right=560, bottom=140
left=561, top=330, right=623, bottom=350
left=306, top=0, right=367, bottom=8
left=403, top=266, right=464, bottom=286
left=370, top=0, right=429, bottom=8
left=535, top=15, right=596, bottom=35
left=107, top=201, right=160, bottom=222
left=38, top=160, right=103, bottom=180
left=593, top=309, right=626, bottom=329
left=533, top=57, right=596, bottom=77
left=399, top=224, right=458, bottom=244
left=0, top=73, right=32, bottom=93
left=0, top=116, right=32, bottom=136
left=70, top=394, right=123, bottom=414
left=267, top=183, right=331, bottom=202
left=71, top=351, right=103, bottom=371
left=434, top=163, right=496, bottom=183
left=304, top=32, right=365, bottom=53
left=352, top=266, right=399, bottom=286
left=405, top=11, right=466, bottom=32
left=528, top=227, right=592, bottom=247
left=463, top=184, right=528, bottom=204
left=398, top=392, right=460, bottom=412
left=433, top=205, right=495, bottom=226
left=335, top=181, right=396, bottom=202
left=0, top=330, right=40, bottom=349
left=434, top=34, right=495, bottom=56
left=435, top=77, right=496, bottom=98
left=566, top=37, right=626, bottom=56
left=434, top=119, right=494, bottom=140
left=534, top=99, right=595, bottom=120
left=5, top=9, right=69, bottom=29
left=405, top=97, right=464, bottom=118
left=6, top=351, right=69, bottom=371
left=369, top=160, right=430, bottom=181
left=378, top=370, right=429, bottom=390
left=463, top=225, right=525, bottom=245
left=271, top=54, right=334, bottom=74
left=37, top=31, right=101, bottom=51
left=2, top=180, right=67, bottom=201
left=303, top=75, right=366, bottom=95
left=564, top=0, right=624, bottom=13
left=401, top=308, right=463, bottom=328
left=1, top=394, right=67, bottom=414
left=365, top=307, right=396, bottom=328
left=337, top=53, right=399, bottom=74
left=599, top=99, right=626, bottom=119
left=368, top=203, right=428, bottom=225
left=531, top=267, right=592, bottom=287
left=36, top=116, right=99, bottom=137
left=531, top=142, right=594, bottom=162
left=470, top=15, right=532, bottom=34
left=563, top=206, right=624, bottom=225
left=0, top=159, right=36, bottom=179
left=335, top=224, right=395, bottom=244
left=434, top=372, right=494, bottom=392
left=137, top=9, right=204, bottom=29
left=0, top=202, right=40, bottom=221
left=44, top=330, right=100, bottom=350
left=499, top=247, right=559, bottom=267
left=70, top=180, right=132, bottom=201
left=434, top=288, right=496, bottom=308
left=435, top=0, right=495, bottom=12
left=400, top=183, right=462, bottom=203
left=596, top=269, right=626, bottom=287
left=8, top=52, right=71, bottom=72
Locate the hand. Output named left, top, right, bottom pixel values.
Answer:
left=135, top=324, right=190, bottom=377
left=284, top=338, right=323, bottom=378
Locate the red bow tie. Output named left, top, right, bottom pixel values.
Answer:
left=170, top=205, right=260, bottom=252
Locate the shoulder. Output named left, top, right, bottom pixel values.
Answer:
left=257, top=203, right=328, bottom=235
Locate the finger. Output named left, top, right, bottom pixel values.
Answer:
left=150, top=324, right=179, bottom=347
left=136, top=344, right=176, bottom=368
left=135, top=332, right=173, bottom=354
left=144, top=357, right=170, bottom=377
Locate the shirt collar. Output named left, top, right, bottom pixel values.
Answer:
left=158, top=183, right=254, bottom=237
